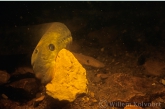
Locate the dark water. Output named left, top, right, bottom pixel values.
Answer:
left=0, top=2, right=165, bottom=27
left=0, top=1, right=165, bottom=72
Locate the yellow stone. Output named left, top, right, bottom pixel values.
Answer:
left=46, top=49, right=88, bottom=102
left=90, top=92, right=95, bottom=98
left=124, top=105, right=142, bottom=109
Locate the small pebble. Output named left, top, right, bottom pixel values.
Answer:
left=91, top=98, right=97, bottom=103
left=101, top=48, right=104, bottom=52
left=82, top=96, right=89, bottom=103
left=35, top=95, right=45, bottom=102
left=2, top=94, right=8, bottom=99
left=152, top=83, right=156, bottom=85
left=96, top=73, right=101, bottom=77
left=161, top=79, right=165, bottom=85
left=90, top=92, right=95, bottom=98
left=124, top=105, right=142, bottom=109
left=0, top=70, right=10, bottom=85
left=100, top=74, right=109, bottom=79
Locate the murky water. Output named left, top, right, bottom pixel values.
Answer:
left=0, top=2, right=165, bottom=109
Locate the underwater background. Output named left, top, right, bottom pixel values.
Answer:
left=0, top=1, right=165, bottom=109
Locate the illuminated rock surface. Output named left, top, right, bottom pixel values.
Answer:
left=46, top=49, right=88, bottom=102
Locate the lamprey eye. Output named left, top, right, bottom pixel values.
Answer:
left=49, top=44, right=55, bottom=51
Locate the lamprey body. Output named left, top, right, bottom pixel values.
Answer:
left=31, top=22, right=72, bottom=84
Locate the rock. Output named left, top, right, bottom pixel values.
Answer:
left=72, top=52, right=105, bottom=68
left=1, top=94, right=8, bottom=99
left=33, top=95, right=45, bottom=107
left=89, top=91, right=95, bottom=98
left=6, top=78, right=39, bottom=102
left=161, top=79, right=165, bottom=85
left=82, top=96, right=89, bottom=103
left=100, top=74, right=109, bottom=80
left=46, top=49, right=88, bottom=102
left=101, top=48, right=104, bottom=52
left=124, top=105, right=142, bottom=109
left=9, top=78, right=39, bottom=94
left=13, top=66, right=34, bottom=75
left=0, top=70, right=10, bottom=85
left=143, top=59, right=165, bottom=76
left=98, top=73, right=165, bottom=104
left=35, top=95, right=45, bottom=102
